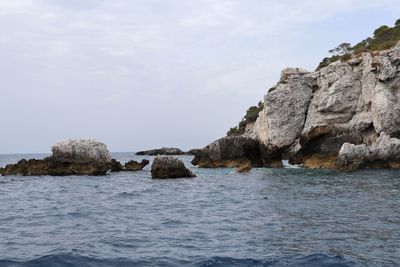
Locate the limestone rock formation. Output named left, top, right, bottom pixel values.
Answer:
left=0, top=139, right=112, bottom=176
left=266, top=44, right=400, bottom=169
left=293, top=45, right=400, bottom=168
left=205, top=41, right=400, bottom=170
left=191, top=136, right=282, bottom=168
left=52, top=139, right=112, bottom=163
left=151, top=156, right=195, bottom=179
left=253, top=68, right=314, bottom=149
left=337, top=132, right=400, bottom=169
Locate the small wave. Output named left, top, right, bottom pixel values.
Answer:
left=0, top=253, right=365, bottom=267
left=116, top=191, right=143, bottom=198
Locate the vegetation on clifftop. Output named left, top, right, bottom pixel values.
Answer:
left=317, top=18, right=400, bottom=70
left=227, top=101, right=264, bottom=136
left=227, top=19, right=400, bottom=137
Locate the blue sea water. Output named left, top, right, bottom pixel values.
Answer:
left=0, top=153, right=399, bottom=267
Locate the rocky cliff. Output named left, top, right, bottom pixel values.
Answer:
left=194, top=42, right=400, bottom=170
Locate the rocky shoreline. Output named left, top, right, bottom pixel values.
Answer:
left=192, top=42, right=400, bottom=171
left=3, top=33, right=400, bottom=175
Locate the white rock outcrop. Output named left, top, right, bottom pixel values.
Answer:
left=253, top=68, right=314, bottom=149
left=51, top=139, right=112, bottom=163
left=197, top=40, right=400, bottom=169
left=241, top=42, right=400, bottom=168
left=337, top=132, right=400, bottom=167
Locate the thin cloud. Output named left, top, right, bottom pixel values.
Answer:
left=0, top=0, right=399, bottom=152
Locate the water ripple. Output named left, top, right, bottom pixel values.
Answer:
left=0, top=154, right=399, bottom=266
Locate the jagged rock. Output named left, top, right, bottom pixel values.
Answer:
left=0, top=139, right=112, bottom=176
left=191, top=136, right=282, bottom=168
left=52, top=139, right=111, bottom=163
left=376, top=55, right=397, bottom=81
left=125, top=159, right=149, bottom=171
left=293, top=46, right=400, bottom=168
left=337, top=132, right=400, bottom=169
left=253, top=68, right=313, bottom=149
left=110, top=159, right=124, bottom=172
left=225, top=42, right=400, bottom=169
left=135, top=147, right=184, bottom=156
left=151, top=156, right=195, bottom=179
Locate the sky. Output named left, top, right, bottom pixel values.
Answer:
left=1, top=0, right=400, bottom=153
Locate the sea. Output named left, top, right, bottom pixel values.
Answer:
left=0, top=153, right=399, bottom=267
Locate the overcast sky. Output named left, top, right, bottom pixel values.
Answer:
left=1, top=0, right=400, bottom=153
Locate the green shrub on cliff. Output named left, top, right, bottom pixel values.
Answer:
left=317, top=18, right=400, bottom=70
left=227, top=101, right=264, bottom=136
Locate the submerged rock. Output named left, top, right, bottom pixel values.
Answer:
left=235, top=161, right=252, bottom=173
left=135, top=147, right=184, bottom=156
left=125, top=159, right=150, bottom=171
left=192, top=136, right=282, bottom=168
left=151, top=156, right=195, bottom=179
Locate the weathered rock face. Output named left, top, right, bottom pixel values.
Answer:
left=52, top=139, right=112, bottom=163
left=136, top=147, right=184, bottom=156
left=151, top=156, right=195, bottom=179
left=337, top=132, right=400, bottom=169
left=253, top=68, right=314, bottom=150
left=191, top=136, right=282, bottom=168
left=0, top=139, right=113, bottom=176
left=214, top=42, right=400, bottom=170
left=294, top=45, right=400, bottom=168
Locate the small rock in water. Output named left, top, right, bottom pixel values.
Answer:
left=151, top=156, right=195, bottom=179
left=125, top=159, right=150, bottom=171
left=236, top=162, right=252, bottom=173
left=136, top=147, right=184, bottom=156
left=110, top=159, right=124, bottom=172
